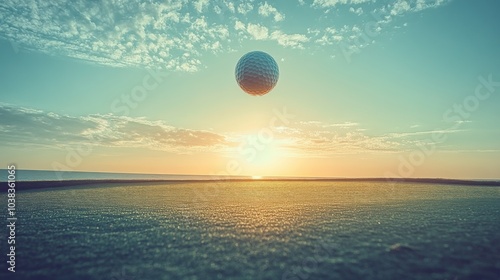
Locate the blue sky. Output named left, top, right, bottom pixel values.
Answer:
left=0, top=0, right=499, bottom=178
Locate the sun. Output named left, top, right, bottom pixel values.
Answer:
left=252, top=175, right=262, bottom=180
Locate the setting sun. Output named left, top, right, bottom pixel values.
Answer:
left=252, top=175, right=262, bottom=180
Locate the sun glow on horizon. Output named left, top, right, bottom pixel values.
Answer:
left=252, top=175, right=263, bottom=180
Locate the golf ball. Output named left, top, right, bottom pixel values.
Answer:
left=235, top=51, right=279, bottom=96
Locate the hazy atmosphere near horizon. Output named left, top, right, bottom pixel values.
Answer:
left=1, top=0, right=499, bottom=179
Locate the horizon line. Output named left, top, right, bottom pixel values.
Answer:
left=2, top=168, right=500, bottom=182
left=3, top=177, right=500, bottom=192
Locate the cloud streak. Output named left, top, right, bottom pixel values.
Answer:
left=268, top=120, right=401, bottom=157
left=1, top=104, right=467, bottom=158
left=0, top=104, right=229, bottom=153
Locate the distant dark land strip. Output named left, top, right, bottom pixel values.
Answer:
left=2, top=177, right=500, bottom=191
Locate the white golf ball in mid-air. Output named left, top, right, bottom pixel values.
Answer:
left=235, top=51, right=279, bottom=96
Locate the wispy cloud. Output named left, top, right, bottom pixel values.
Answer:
left=311, top=0, right=452, bottom=58
left=0, top=0, right=451, bottom=70
left=237, top=2, right=254, bottom=15
left=232, top=120, right=465, bottom=158
left=246, top=23, right=269, bottom=40
left=349, top=7, right=364, bottom=15
left=1, top=104, right=470, bottom=158
left=258, top=2, right=285, bottom=22
left=391, top=0, right=412, bottom=15
left=236, top=22, right=309, bottom=48
left=298, top=121, right=359, bottom=128
left=0, top=0, right=234, bottom=71
left=312, top=0, right=373, bottom=8
left=386, top=129, right=463, bottom=139
left=193, top=0, right=210, bottom=13
left=270, top=31, right=310, bottom=49
left=0, top=104, right=229, bottom=153
left=391, top=0, right=451, bottom=16
left=269, top=120, right=400, bottom=157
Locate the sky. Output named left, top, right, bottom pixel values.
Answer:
left=0, top=0, right=499, bottom=179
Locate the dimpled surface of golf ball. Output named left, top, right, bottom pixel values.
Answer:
left=235, top=51, right=279, bottom=96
